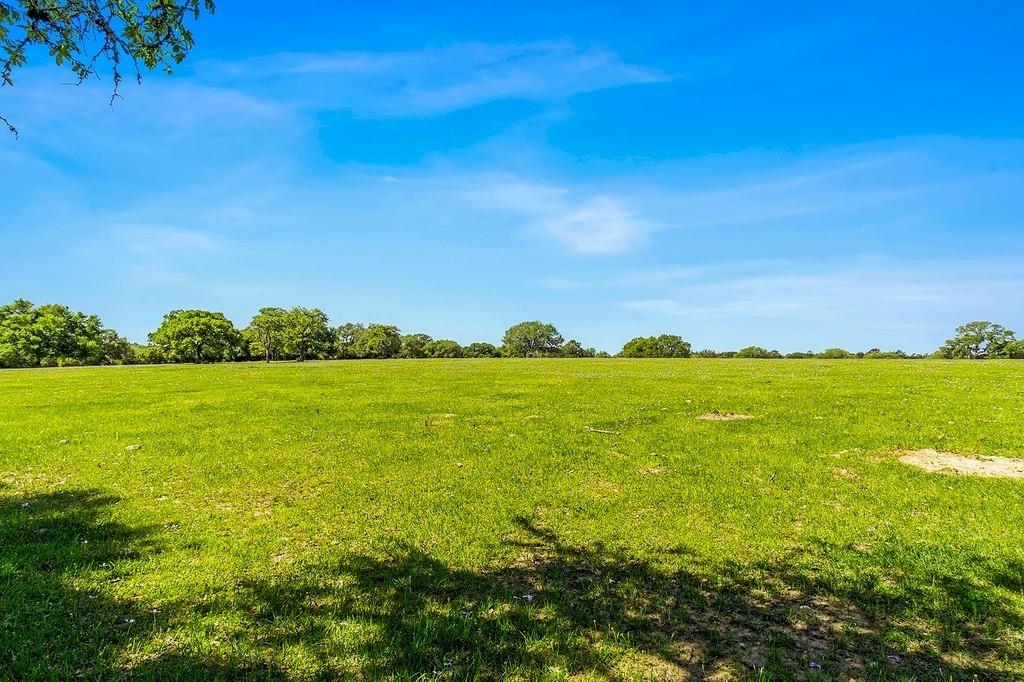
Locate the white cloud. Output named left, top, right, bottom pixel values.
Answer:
left=542, top=196, right=645, bottom=255
left=199, top=41, right=669, bottom=117
left=467, top=180, right=647, bottom=255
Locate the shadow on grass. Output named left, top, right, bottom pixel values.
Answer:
left=2, top=491, right=1022, bottom=680
left=143, top=519, right=1023, bottom=681
left=0, top=489, right=163, bottom=679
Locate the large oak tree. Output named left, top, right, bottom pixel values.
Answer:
left=501, top=321, right=563, bottom=358
left=148, top=309, right=240, bottom=363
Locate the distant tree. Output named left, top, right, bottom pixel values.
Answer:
left=463, top=341, right=500, bottom=358
left=619, top=337, right=653, bottom=357
left=940, top=321, right=1017, bottom=359
left=561, top=339, right=595, bottom=358
left=785, top=351, right=815, bottom=359
left=620, top=334, right=691, bottom=358
left=0, top=299, right=30, bottom=366
left=1005, top=340, right=1024, bottom=359
left=864, top=349, right=907, bottom=359
left=595, top=350, right=612, bottom=358
left=99, top=329, right=132, bottom=364
left=352, top=324, right=401, bottom=359
left=245, top=307, right=287, bottom=362
left=282, top=307, right=331, bottom=361
left=501, top=321, right=563, bottom=357
left=817, top=348, right=854, bottom=359
left=0, top=298, right=114, bottom=367
left=424, top=339, right=463, bottom=358
left=131, top=344, right=165, bottom=364
left=36, top=303, right=107, bottom=365
left=695, top=349, right=719, bottom=358
left=148, top=309, right=240, bottom=363
left=399, top=333, right=433, bottom=359
left=735, top=346, right=773, bottom=359
left=1, top=0, right=216, bottom=136
left=334, top=323, right=366, bottom=359
left=656, top=334, right=691, bottom=358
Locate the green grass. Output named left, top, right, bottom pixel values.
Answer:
left=1, top=359, right=1023, bottom=680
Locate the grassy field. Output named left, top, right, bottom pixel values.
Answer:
left=1, top=360, right=1022, bottom=681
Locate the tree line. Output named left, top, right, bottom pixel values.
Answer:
left=1, top=299, right=1021, bottom=368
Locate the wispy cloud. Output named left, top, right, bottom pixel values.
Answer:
left=125, top=264, right=285, bottom=297
left=625, top=148, right=958, bottom=234
left=616, top=256, right=1024, bottom=350
left=505, top=137, right=1024, bottom=262
left=120, top=227, right=222, bottom=254
left=535, top=259, right=794, bottom=290
left=541, top=196, right=644, bottom=255
left=4, top=54, right=1021, bottom=351
left=467, top=180, right=648, bottom=255
left=199, top=41, right=668, bottom=117
left=3, top=70, right=290, bottom=141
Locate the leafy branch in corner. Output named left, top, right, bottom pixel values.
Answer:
left=0, top=0, right=215, bottom=136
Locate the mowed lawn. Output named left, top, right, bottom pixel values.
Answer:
left=1, top=360, right=1022, bottom=681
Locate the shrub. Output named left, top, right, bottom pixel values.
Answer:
left=1005, top=340, right=1024, bottom=359
left=424, top=339, right=463, bottom=358
left=817, top=348, right=854, bottom=359
left=399, top=334, right=433, bottom=359
left=620, top=334, right=691, bottom=358
left=464, top=342, right=500, bottom=358
left=132, top=345, right=167, bottom=364
left=735, top=346, right=773, bottom=359
left=352, top=324, right=402, bottom=359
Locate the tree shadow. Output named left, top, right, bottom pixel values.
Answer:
left=140, top=517, right=1024, bottom=680
left=3, top=491, right=1021, bottom=680
left=0, top=488, right=162, bottom=679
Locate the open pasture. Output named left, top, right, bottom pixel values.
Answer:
left=1, top=360, right=1023, bottom=680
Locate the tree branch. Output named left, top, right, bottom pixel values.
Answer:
left=1, top=0, right=215, bottom=135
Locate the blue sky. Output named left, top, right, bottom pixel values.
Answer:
left=2, top=1, right=1023, bottom=352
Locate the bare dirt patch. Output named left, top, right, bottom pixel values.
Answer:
left=899, top=449, right=1024, bottom=479
left=698, top=412, right=754, bottom=422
